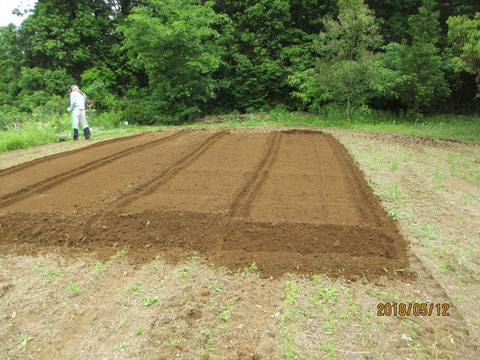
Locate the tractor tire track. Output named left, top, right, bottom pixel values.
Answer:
left=116, top=131, right=227, bottom=207
left=0, top=132, right=147, bottom=177
left=0, top=130, right=187, bottom=209
left=230, top=132, right=282, bottom=218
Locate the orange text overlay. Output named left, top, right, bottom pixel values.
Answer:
left=377, top=303, right=450, bottom=317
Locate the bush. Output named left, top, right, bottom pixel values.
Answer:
left=0, top=121, right=59, bottom=152
left=94, top=111, right=123, bottom=128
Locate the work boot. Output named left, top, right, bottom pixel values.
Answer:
left=83, top=127, right=91, bottom=140
left=73, top=128, right=79, bottom=141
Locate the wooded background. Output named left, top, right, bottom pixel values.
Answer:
left=0, top=0, right=479, bottom=124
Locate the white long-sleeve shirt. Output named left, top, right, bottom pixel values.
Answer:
left=68, top=90, right=87, bottom=111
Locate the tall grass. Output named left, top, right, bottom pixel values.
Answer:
left=193, top=108, right=480, bottom=142
left=0, top=122, right=59, bottom=152
left=1, top=107, right=479, bottom=153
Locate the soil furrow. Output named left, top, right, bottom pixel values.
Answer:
left=230, top=132, right=281, bottom=217
left=0, top=130, right=187, bottom=208
left=0, top=129, right=410, bottom=278
left=0, top=132, right=147, bottom=177
left=117, top=131, right=227, bottom=207
left=325, top=133, right=382, bottom=227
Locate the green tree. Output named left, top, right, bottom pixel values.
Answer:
left=122, top=0, right=225, bottom=122
left=384, top=0, right=450, bottom=114
left=448, top=12, right=480, bottom=96
left=0, top=24, right=23, bottom=107
left=293, top=0, right=386, bottom=118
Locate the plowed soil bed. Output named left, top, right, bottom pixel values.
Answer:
left=0, top=129, right=409, bottom=278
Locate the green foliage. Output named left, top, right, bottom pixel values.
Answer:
left=17, top=68, right=74, bottom=111
left=0, top=121, right=59, bottom=152
left=0, top=0, right=478, bottom=130
left=122, top=0, right=225, bottom=122
left=384, top=0, right=451, bottom=114
left=293, top=0, right=388, bottom=118
left=143, top=296, right=159, bottom=307
left=66, top=281, right=82, bottom=296
left=448, top=12, right=480, bottom=96
left=81, top=66, right=117, bottom=111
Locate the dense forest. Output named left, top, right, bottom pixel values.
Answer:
left=0, top=0, right=479, bottom=124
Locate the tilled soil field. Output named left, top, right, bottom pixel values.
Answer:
left=0, top=129, right=408, bottom=278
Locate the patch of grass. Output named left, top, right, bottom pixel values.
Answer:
left=36, top=263, right=61, bottom=280
left=143, top=296, right=159, bottom=307
left=207, top=280, right=223, bottom=293
left=192, top=111, right=480, bottom=141
left=315, top=343, right=337, bottom=360
left=313, top=287, right=339, bottom=305
left=387, top=209, right=401, bottom=220
left=382, top=182, right=409, bottom=202
left=0, top=122, right=59, bottom=152
left=391, top=159, right=399, bottom=171
left=66, top=281, right=81, bottom=296
left=216, top=299, right=235, bottom=329
left=278, top=280, right=304, bottom=358
left=17, top=332, right=35, bottom=352
left=241, top=262, right=259, bottom=275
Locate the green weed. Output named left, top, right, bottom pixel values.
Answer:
left=143, top=296, right=159, bottom=307
left=387, top=209, right=400, bottom=220
left=66, top=281, right=81, bottom=296
left=17, top=333, right=35, bottom=352
left=117, top=315, right=128, bottom=329
left=241, top=262, right=259, bottom=275
left=207, top=280, right=223, bottom=293
left=314, top=288, right=339, bottom=304
left=382, top=182, right=408, bottom=202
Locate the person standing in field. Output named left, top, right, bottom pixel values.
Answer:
left=67, top=85, right=91, bottom=140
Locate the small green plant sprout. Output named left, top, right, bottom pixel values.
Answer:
left=242, top=262, right=259, bottom=275
left=207, top=280, right=223, bottom=292
left=143, top=296, right=159, bottom=307
left=111, top=249, right=128, bottom=260
left=116, top=342, right=130, bottom=350
left=318, top=342, right=337, bottom=360
left=314, top=287, right=339, bottom=304
left=180, top=264, right=190, bottom=278
left=61, top=297, right=70, bottom=308
left=387, top=209, right=400, bottom=220
left=117, top=315, right=128, bottom=329
left=17, top=332, right=35, bottom=352
left=383, top=182, right=408, bottom=202
left=391, top=159, right=399, bottom=170
left=66, top=281, right=81, bottom=296
left=220, top=266, right=233, bottom=274
left=136, top=327, right=144, bottom=335
left=216, top=299, right=235, bottom=328
left=95, top=261, right=104, bottom=274
left=38, top=265, right=61, bottom=280
left=129, top=281, right=144, bottom=296
left=188, top=253, right=202, bottom=261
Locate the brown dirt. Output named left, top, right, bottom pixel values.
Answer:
left=0, top=129, right=409, bottom=278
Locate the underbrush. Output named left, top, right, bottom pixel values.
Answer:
left=199, top=107, right=480, bottom=141
left=1, top=106, right=479, bottom=153
left=201, top=108, right=480, bottom=142
left=0, top=110, right=162, bottom=152
left=0, top=122, right=59, bottom=152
